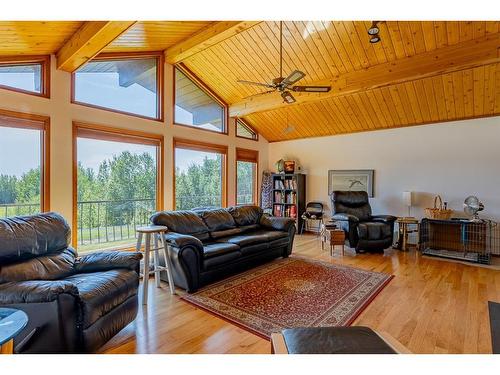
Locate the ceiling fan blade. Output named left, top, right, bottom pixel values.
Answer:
left=281, top=91, right=296, bottom=104
left=237, top=80, right=274, bottom=88
left=282, top=70, right=306, bottom=86
left=242, top=90, right=276, bottom=99
left=292, top=85, right=331, bottom=93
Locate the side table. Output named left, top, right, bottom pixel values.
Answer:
left=395, top=217, right=419, bottom=251
left=0, top=308, right=28, bottom=354
left=320, top=223, right=346, bottom=256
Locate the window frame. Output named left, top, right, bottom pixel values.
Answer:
left=173, top=138, right=228, bottom=210
left=71, top=51, right=165, bottom=122
left=0, top=108, right=50, bottom=213
left=235, top=147, right=259, bottom=206
left=173, top=64, right=228, bottom=135
left=235, top=118, right=259, bottom=141
left=72, top=121, right=164, bottom=249
left=0, top=55, right=51, bottom=98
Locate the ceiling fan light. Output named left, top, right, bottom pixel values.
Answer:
left=281, top=91, right=296, bottom=104
left=370, top=35, right=381, bottom=43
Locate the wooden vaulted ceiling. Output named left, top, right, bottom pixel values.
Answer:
left=0, top=20, right=498, bottom=141
left=182, top=21, right=500, bottom=141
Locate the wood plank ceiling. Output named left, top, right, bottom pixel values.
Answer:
left=0, top=21, right=498, bottom=142
left=181, top=21, right=500, bottom=141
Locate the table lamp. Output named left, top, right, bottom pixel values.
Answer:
left=403, top=191, right=413, bottom=218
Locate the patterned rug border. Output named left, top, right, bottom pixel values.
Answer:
left=181, top=256, right=394, bottom=339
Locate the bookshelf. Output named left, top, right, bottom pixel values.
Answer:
left=271, top=173, right=306, bottom=230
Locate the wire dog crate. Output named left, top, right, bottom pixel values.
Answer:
left=420, top=218, right=500, bottom=264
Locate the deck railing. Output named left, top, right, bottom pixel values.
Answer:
left=0, top=203, right=40, bottom=218
left=2, top=195, right=256, bottom=250
left=77, top=198, right=156, bottom=248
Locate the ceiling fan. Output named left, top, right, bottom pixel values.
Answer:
left=236, top=21, right=331, bottom=104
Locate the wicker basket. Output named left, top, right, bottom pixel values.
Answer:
left=425, top=195, right=453, bottom=220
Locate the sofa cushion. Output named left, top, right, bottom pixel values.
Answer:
left=228, top=205, right=263, bottom=226
left=150, top=210, right=210, bottom=241
left=197, top=208, right=237, bottom=233
left=210, top=227, right=243, bottom=239
left=203, top=251, right=242, bottom=270
left=0, top=212, right=71, bottom=265
left=64, top=269, right=138, bottom=328
left=239, top=224, right=260, bottom=233
left=216, top=233, right=269, bottom=247
left=357, top=222, right=391, bottom=240
left=0, top=248, right=77, bottom=283
left=203, top=242, right=240, bottom=259
left=239, top=242, right=269, bottom=256
left=251, top=230, right=289, bottom=241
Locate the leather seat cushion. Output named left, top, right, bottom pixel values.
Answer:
left=216, top=233, right=269, bottom=247
left=228, top=205, right=263, bottom=226
left=239, top=242, right=269, bottom=256
left=203, top=250, right=241, bottom=269
left=357, top=222, right=391, bottom=240
left=203, top=242, right=240, bottom=258
left=210, top=227, right=242, bottom=239
left=65, top=269, right=138, bottom=328
left=251, top=230, right=288, bottom=241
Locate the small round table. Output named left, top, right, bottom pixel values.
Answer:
left=0, top=308, right=28, bottom=354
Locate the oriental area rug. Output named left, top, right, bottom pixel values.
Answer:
left=182, top=257, right=393, bottom=339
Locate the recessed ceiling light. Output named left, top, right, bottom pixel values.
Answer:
left=369, top=35, right=381, bottom=43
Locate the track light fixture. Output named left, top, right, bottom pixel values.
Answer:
left=368, top=21, right=381, bottom=43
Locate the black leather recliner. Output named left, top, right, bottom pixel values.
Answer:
left=330, top=191, right=396, bottom=253
left=0, top=212, right=142, bottom=353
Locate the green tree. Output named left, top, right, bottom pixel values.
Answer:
left=0, top=174, right=18, bottom=204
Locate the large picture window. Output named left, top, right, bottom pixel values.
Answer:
left=0, top=109, right=50, bottom=218
left=174, top=139, right=227, bottom=210
left=236, top=148, right=258, bottom=205
left=73, top=53, right=163, bottom=121
left=73, top=122, right=164, bottom=252
left=0, top=56, right=50, bottom=97
left=174, top=67, right=226, bottom=133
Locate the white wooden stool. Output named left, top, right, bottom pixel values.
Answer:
left=135, top=225, right=175, bottom=305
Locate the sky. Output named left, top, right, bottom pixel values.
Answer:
left=0, top=69, right=223, bottom=177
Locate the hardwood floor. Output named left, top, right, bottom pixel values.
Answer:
left=100, top=234, right=500, bottom=354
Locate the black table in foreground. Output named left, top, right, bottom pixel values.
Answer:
left=0, top=308, right=28, bottom=354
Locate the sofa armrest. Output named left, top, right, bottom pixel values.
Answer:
left=260, top=215, right=296, bottom=232
left=75, top=251, right=142, bottom=274
left=0, top=280, right=79, bottom=304
left=164, top=232, right=204, bottom=252
left=331, top=213, right=360, bottom=223
left=371, top=215, right=397, bottom=223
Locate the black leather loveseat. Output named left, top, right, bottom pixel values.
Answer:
left=0, top=212, right=142, bottom=353
left=150, top=205, right=295, bottom=292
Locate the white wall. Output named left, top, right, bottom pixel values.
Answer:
left=0, top=57, right=269, bottom=227
left=268, top=117, right=500, bottom=221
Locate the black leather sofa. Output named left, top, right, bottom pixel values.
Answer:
left=330, top=191, right=396, bottom=253
left=150, top=205, right=296, bottom=292
left=0, top=212, right=142, bottom=353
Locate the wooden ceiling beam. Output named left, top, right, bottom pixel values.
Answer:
left=229, top=33, right=500, bottom=117
left=56, top=21, right=135, bottom=72
left=165, top=21, right=261, bottom=64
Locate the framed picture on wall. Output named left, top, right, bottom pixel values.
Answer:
left=328, top=170, right=374, bottom=197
